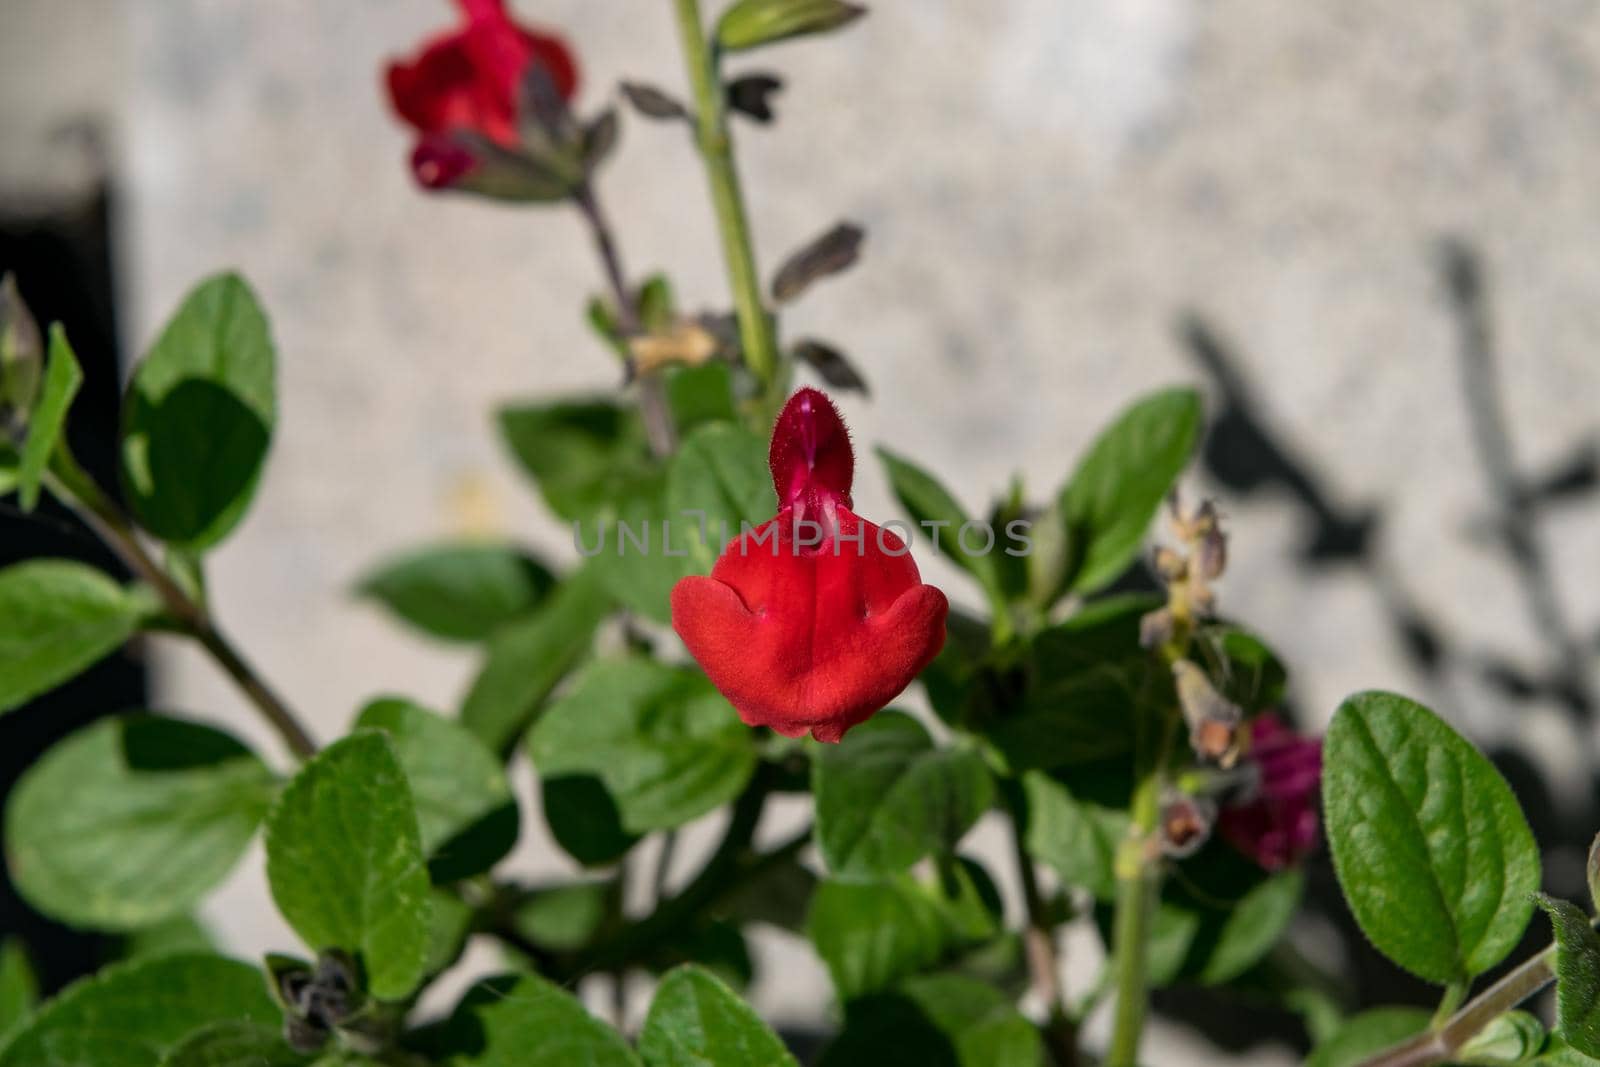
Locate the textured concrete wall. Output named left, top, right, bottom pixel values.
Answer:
left=10, top=0, right=1600, bottom=1061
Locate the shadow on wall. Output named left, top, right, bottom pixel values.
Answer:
left=1161, top=238, right=1600, bottom=1053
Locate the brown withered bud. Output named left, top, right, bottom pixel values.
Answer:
left=1139, top=606, right=1175, bottom=650
left=1152, top=546, right=1186, bottom=583
left=1160, top=791, right=1216, bottom=859
left=791, top=338, right=869, bottom=395
left=1194, top=524, right=1227, bottom=581
left=628, top=319, right=719, bottom=376
left=621, top=81, right=690, bottom=121
left=727, top=73, right=784, bottom=123
left=0, top=273, right=43, bottom=432
left=1173, top=659, right=1244, bottom=767
left=771, top=222, right=865, bottom=303
left=582, top=108, right=620, bottom=171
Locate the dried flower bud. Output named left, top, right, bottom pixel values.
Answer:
left=790, top=338, right=869, bottom=395
left=727, top=73, right=784, bottom=123
left=621, top=81, right=690, bottom=121
left=1139, top=606, right=1174, bottom=650
left=771, top=222, right=865, bottom=303
left=0, top=273, right=43, bottom=430
left=1194, top=525, right=1227, bottom=581
left=1160, top=791, right=1216, bottom=859
left=1173, top=659, right=1243, bottom=766
left=628, top=319, right=720, bottom=376
left=582, top=107, right=620, bottom=171
left=1152, top=546, right=1186, bottom=582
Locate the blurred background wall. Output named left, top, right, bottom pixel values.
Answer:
left=4, top=1, right=1599, bottom=1063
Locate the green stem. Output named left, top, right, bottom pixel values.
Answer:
left=1105, top=621, right=1190, bottom=1066
left=671, top=0, right=781, bottom=393
left=1105, top=770, right=1161, bottom=1067
left=43, top=457, right=317, bottom=760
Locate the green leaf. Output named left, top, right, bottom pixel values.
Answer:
left=499, top=398, right=649, bottom=522
left=1056, top=386, right=1202, bottom=596
left=159, top=1022, right=308, bottom=1067
left=716, top=0, right=866, bottom=51
left=6, top=715, right=275, bottom=930
left=16, top=324, right=82, bottom=512
left=587, top=468, right=682, bottom=623
left=120, top=273, right=276, bottom=549
left=264, top=732, right=432, bottom=1000
left=1534, top=1038, right=1600, bottom=1065
left=667, top=422, right=774, bottom=574
left=120, top=916, right=215, bottom=961
left=819, top=974, right=1043, bottom=1067
left=357, top=542, right=553, bottom=642
left=0, top=942, right=37, bottom=1040
left=876, top=447, right=1006, bottom=607
left=540, top=774, right=640, bottom=867
left=528, top=658, right=756, bottom=837
left=1305, top=1007, right=1431, bottom=1067
left=356, top=698, right=518, bottom=881
left=1537, top=895, right=1600, bottom=1057
left=638, top=964, right=797, bottom=1067
left=513, top=882, right=612, bottom=953
left=425, top=889, right=475, bottom=976
left=0, top=559, right=150, bottom=713
left=806, top=876, right=951, bottom=1000
left=412, top=973, right=640, bottom=1066
left=813, top=711, right=993, bottom=878
left=460, top=561, right=610, bottom=754
left=1144, top=847, right=1304, bottom=986
left=1323, top=691, right=1540, bottom=984
left=664, top=363, right=737, bottom=433
left=1022, top=767, right=1129, bottom=900
left=0, top=954, right=279, bottom=1067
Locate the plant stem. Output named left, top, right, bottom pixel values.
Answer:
left=1354, top=947, right=1555, bottom=1067
left=671, top=0, right=781, bottom=393
left=572, top=180, right=676, bottom=457
left=1105, top=770, right=1161, bottom=1067
left=43, top=460, right=317, bottom=760
left=1005, top=791, right=1079, bottom=1066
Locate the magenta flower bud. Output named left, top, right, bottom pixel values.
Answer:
left=1217, top=712, right=1323, bottom=871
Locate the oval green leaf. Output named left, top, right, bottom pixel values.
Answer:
left=356, top=698, right=518, bottom=881
left=1323, top=690, right=1539, bottom=984
left=263, top=732, right=432, bottom=1000
left=413, top=973, right=640, bottom=1066
left=527, top=658, right=756, bottom=837
left=120, top=273, right=276, bottom=549
left=1057, top=386, right=1202, bottom=596
left=0, top=954, right=279, bottom=1067
left=1537, top=895, right=1600, bottom=1057
left=6, top=715, right=275, bottom=931
left=356, top=542, right=553, bottom=642
left=0, top=559, right=150, bottom=714
left=813, top=711, right=993, bottom=878
left=819, top=973, right=1043, bottom=1067
left=639, top=964, right=797, bottom=1067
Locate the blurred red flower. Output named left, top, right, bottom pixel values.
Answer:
left=1218, top=712, right=1323, bottom=871
left=672, top=388, right=949, bottom=743
left=385, top=0, right=578, bottom=189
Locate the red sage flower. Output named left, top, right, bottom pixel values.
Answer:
left=672, top=389, right=949, bottom=742
left=385, top=0, right=578, bottom=192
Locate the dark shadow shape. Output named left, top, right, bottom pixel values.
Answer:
left=541, top=775, right=639, bottom=867
left=428, top=798, right=521, bottom=885
left=816, top=991, right=962, bottom=1067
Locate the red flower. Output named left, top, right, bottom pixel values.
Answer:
left=671, top=389, right=949, bottom=743
left=1217, top=713, right=1323, bottom=871
left=385, top=0, right=578, bottom=189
